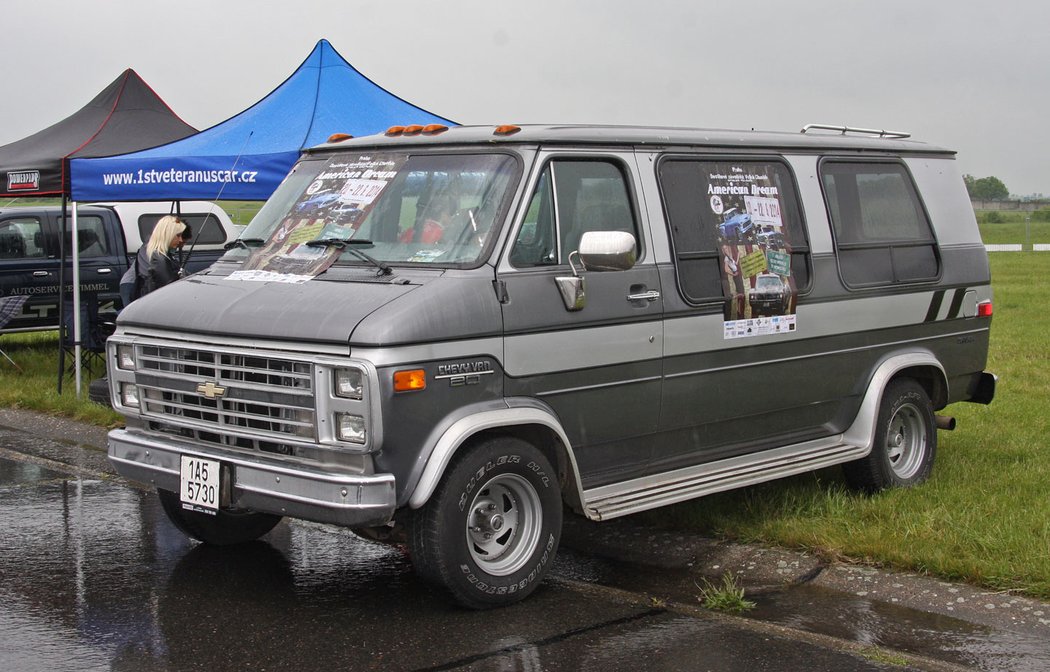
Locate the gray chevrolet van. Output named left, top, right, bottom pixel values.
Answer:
left=105, top=124, right=995, bottom=608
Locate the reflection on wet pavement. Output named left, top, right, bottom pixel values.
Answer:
left=1, top=453, right=904, bottom=672
left=556, top=545, right=1050, bottom=672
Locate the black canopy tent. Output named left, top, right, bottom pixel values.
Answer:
left=0, top=69, right=197, bottom=392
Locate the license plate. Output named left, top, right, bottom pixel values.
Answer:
left=180, top=455, right=221, bottom=514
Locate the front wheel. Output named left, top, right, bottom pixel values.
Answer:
left=408, top=437, right=563, bottom=609
left=843, top=378, right=937, bottom=493
left=157, top=489, right=282, bottom=546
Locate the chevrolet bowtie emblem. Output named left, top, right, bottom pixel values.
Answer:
left=196, top=381, right=227, bottom=399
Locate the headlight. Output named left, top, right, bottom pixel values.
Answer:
left=117, top=344, right=135, bottom=370
left=120, top=383, right=139, bottom=408
left=336, top=413, right=366, bottom=444
left=334, top=368, right=364, bottom=400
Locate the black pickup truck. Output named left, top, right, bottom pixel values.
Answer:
left=0, top=202, right=241, bottom=339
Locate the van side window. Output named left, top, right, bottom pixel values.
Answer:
left=821, top=161, right=939, bottom=286
left=658, top=159, right=810, bottom=305
left=0, top=218, right=45, bottom=259
left=511, top=160, right=638, bottom=267
left=139, top=213, right=228, bottom=246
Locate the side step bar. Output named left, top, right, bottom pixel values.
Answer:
left=583, top=437, right=868, bottom=521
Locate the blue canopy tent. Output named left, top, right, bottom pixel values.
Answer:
left=70, top=39, right=455, bottom=202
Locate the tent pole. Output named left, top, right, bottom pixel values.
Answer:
left=71, top=203, right=82, bottom=396
left=57, top=195, right=67, bottom=394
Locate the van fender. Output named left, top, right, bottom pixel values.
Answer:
left=407, top=398, right=582, bottom=510
left=842, top=351, right=947, bottom=455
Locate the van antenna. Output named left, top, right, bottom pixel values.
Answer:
left=181, top=130, right=255, bottom=269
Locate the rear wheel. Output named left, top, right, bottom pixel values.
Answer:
left=157, top=489, right=282, bottom=546
left=408, top=437, right=562, bottom=609
left=844, top=378, right=937, bottom=492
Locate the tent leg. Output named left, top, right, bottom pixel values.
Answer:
left=57, top=195, right=67, bottom=394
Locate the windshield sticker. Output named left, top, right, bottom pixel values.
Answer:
left=241, top=153, right=408, bottom=277
left=225, top=269, right=314, bottom=284
left=406, top=249, right=447, bottom=263
left=704, top=163, right=798, bottom=339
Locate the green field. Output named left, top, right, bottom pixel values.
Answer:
left=641, top=252, right=1050, bottom=598
left=0, top=252, right=1046, bottom=598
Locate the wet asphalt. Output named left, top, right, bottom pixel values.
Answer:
left=1, top=408, right=1048, bottom=671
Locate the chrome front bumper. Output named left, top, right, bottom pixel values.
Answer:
left=108, top=429, right=396, bottom=528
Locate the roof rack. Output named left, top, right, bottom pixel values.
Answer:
left=800, top=123, right=910, bottom=139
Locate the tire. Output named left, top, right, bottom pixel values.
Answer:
left=408, top=437, right=562, bottom=609
left=843, top=378, right=937, bottom=493
left=157, top=488, right=282, bottom=546
left=88, top=376, right=111, bottom=408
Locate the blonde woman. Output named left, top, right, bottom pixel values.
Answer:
left=136, top=215, right=189, bottom=296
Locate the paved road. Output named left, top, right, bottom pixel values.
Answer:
left=1, top=411, right=1048, bottom=671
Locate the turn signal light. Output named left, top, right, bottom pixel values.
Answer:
left=977, top=301, right=993, bottom=318
left=326, top=133, right=353, bottom=143
left=494, top=125, right=522, bottom=136
left=394, top=369, right=426, bottom=392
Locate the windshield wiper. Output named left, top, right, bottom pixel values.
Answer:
left=304, top=238, right=391, bottom=276
left=223, top=237, right=266, bottom=251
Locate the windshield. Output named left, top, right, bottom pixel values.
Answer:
left=225, top=151, right=519, bottom=275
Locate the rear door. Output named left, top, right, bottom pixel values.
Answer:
left=0, top=212, right=56, bottom=331
left=56, top=210, right=125, bottom=344
left=498, top=151, right=664, bottom=488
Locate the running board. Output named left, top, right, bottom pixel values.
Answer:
left=582, top=437, right=868, bottom=521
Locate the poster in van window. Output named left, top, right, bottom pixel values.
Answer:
left=234, top=153, right=408, bottom=281
left=702, top=163, right=798, bottom=339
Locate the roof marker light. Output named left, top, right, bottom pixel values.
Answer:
left=494, top=125, right=521, bottom=136
left=422, top=124, right=449, bottom=135
left=326, top=133, right=353, bottom=143
left=403, top=125, right=425, bottom=136
left=385, top=126, right=406, bottom=136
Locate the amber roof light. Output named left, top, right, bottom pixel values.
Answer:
left=326, top=133, right=353, bottom=143
left=494, top=125, right=522, bottom=136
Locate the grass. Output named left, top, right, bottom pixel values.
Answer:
left=0, top=331, right=122, bottom=426
left=977, top=214, right=1050, bottom=247
left=640, top=252, right=1050, bottom=600
left=1, top=250, right=1047, bottom=600
left=0, top=197, right=264, bottom=227
left=696, top=573, right=756, bottom=613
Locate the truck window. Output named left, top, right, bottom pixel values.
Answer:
left=0, top=218, right=45, bottom=259
left=821, top=161, right=939, bottom=286
left=658, top=158, right=810, bottom=308
left=58, top=215, right=111, bottom=258
left=511, top=159, right=638, bottom=267
left=139, top=213, right=228, bottom=246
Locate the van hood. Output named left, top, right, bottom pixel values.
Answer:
left=116, top=266, right=505, bottom=347
left=117, top=270, right=420, bottom=345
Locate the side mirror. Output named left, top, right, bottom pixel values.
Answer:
left=578, top=230, right=637, bottom=272
left=555, top=230, right=638, bottom=311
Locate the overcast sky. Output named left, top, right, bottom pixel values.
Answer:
left=3, top=0, right=1046, bottom=195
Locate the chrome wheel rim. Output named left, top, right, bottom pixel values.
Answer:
left=885, top=402, right=927, bottom=479
left=466, top=473, right=542, bottom=576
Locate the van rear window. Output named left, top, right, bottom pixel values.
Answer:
left=821, top=161, right=939, bottom=287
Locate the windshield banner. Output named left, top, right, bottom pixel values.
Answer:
left=233, top=154, right=408, bottom=281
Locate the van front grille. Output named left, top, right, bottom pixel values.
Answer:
left=136, top=344, right=316, bottom=446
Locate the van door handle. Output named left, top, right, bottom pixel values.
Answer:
left=33, top=271, right=50, bottom=277
left=627, top=290, right=661, bottom=302
left=96, top=268, right=113, bottom=274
